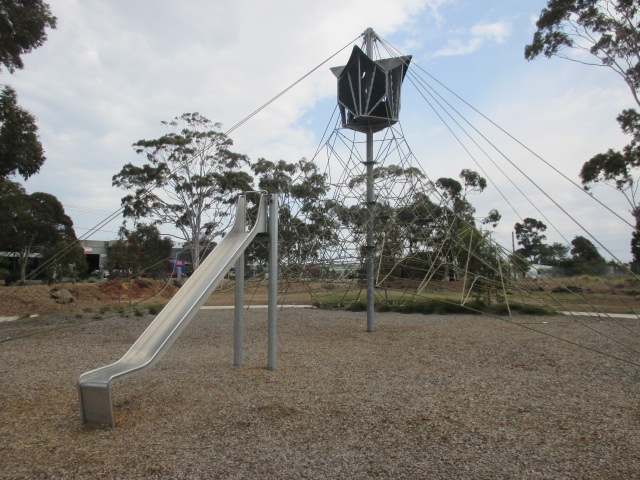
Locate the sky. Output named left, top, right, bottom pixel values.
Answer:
left=5, top=0, right=636, bottom=262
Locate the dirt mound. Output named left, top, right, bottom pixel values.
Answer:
left=0, top=279, right=179, bottom=317
left=97, top=278, right=179, bottom=300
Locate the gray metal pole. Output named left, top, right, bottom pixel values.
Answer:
left=234, top=196, right=246, bottom=366
left=267, top=193, right=278, bottom=371
left=364, top=27, right=375, bottom=332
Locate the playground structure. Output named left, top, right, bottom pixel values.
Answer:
left=77, top=193, right=278, bottom=427
left=75, top=28, right=417, bottom=427
left=330, top=28, right=411, bottom=332
left=75, top=27, right=640, bottom=426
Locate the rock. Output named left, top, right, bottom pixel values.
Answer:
left=50, top=287, right=74, bottom=304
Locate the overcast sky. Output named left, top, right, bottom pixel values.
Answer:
left=5, top=0, right=636, bottom=261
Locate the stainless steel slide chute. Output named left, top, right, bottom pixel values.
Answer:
left=77, top=194, right=268, bottom=427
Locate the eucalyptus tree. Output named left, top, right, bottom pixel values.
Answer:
left=514, top=218, right=548, bottom=264
left=0, top=1, right=54, bottom=180
left=526, top=0, right=640, bottom=264
left=0, top=180, right=76, bottom=282
left=434, top=169, right=500, bottom=280
left=0, top=86, right=45, bottom=180
left=108, top=224, right=173, bottom=278
left=0, top=0, right=56, bottom=73
left=113, top=113, right=252, bottom=270
left=344, top=164, right=432, bottom=279
left=43, top=240, right=87, bottom=282
left=559, top=235, right=608, bottom=275
left=526, top=0, right=639, bottom=107
left=250, top=157, right=335, bottom=273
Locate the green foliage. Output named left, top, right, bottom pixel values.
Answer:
left=248, top=157, right=334, bottom=269
left=557, top=235, right=608, bottom=276
left=578, top=108, right=640, bottom=265
left=147, top=303, right=164, bottom=315
left=110, top=223, right=172, bottom=278
left=570, top=235, right=605, bottom=263
left=337, top=166, right=501, bottom=285
left=0, top=179, right=75, bottom=281
left=436, top=168, right=490, bottom=223
left=0, top=86, right=46, bottom=180
left=42, top=240, right=88, bottom=282
left=431, top=170, right=502, bottom=282
left=490, top=302, right=553, bottom=316
left=113, top=113, right=252, bottom=269
left=526, top=0, right=639, bottom=106
left=579, top=108, right=640, bottom=210
left=514, top=217, right=548, bottom=263
left=538, top=242, right=569, bottom=266
left=0, top=0, right=56, bottom=73
left=317, top=295, right=552, bottom=316
left=106, top=239, right=137, bottom=275
left=457, top=223, right=506, bottom=303
left=513, top=225, right=608, bottom=275
left=527, top=0, right=640, bottom=263
left=341, top=165, right=439, bottom=279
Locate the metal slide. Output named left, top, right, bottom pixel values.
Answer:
left=77, top=194, right=267, bottom=427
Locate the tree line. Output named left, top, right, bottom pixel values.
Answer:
left=100, top=1, right=640, bottom=283
left=512, top=217, right=609, bottom=276
left=526, top=0, right=640, bottom=271
left=0, top=1, right=87, bottom=283
left=2, top=0, right=638, bottom=285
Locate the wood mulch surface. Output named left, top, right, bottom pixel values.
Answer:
left=1, top=308, right=639, bottom=478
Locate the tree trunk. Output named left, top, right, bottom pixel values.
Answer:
left=191, top=230, right=200, bottom=271
left=631, top=206, right=640, bottom=272
left=19, top=253, right=28, bottom=283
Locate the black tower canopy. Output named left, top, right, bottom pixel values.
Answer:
left=331, top=46, right=411, bottom=133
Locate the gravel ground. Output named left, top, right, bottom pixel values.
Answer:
left=1, top=308, right=640, bottom=479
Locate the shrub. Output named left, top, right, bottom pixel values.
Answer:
left=147, top=303, right=165, bottom=315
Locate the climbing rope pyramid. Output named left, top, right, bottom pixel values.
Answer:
left=275, top=116, right=497, bottom=308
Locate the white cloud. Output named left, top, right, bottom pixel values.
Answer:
left=471, top=21, right=511, bottom=43
left=435, top=20, right=513, bottom=56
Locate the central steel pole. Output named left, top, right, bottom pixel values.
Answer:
left=233, top=197, right=246, bottom=367
left=364, top=27, right=375, bottom=332
left=267, top=193, right=278, bottom=371
left=233, top=199, right=247, bottom=367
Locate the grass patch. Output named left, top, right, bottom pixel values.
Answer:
left=316, top=293, right=552, bottom=316
left=490, top=302, right=552, bottom=316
